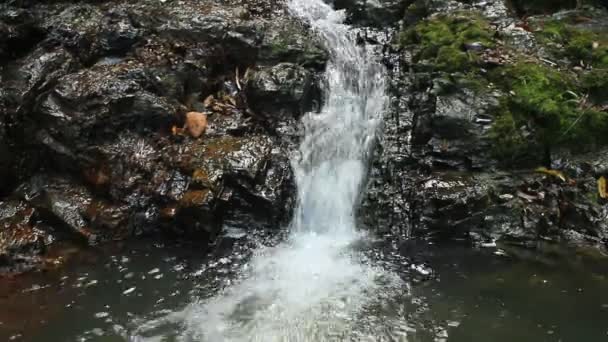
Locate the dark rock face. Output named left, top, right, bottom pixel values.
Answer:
left=0, top=0, right=328, bottom=274
left=246, top=63, right=316, bottom=132
left=359, top=0, right=608, bottom=251
left=331, top=0, right=410, bottom=27
left=0, top=200, right=48, bottom=274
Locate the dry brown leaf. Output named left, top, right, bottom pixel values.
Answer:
left=203, top=95, right=215, bottom=107
left=185, top=111, right=208, bottom=138
left=171, top=125, right=185, bottom=136
left=223, top=95, right=237, bottom=107
left=599, top=176, right=607, bottom=199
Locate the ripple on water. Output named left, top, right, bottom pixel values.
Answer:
left=131, top=232, right=409, bottom=342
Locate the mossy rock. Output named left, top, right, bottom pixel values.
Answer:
left=510, top=0, right=580, bottom=16
left=535, top=18, right=608, bottom=68
left=489, top=62, right=608, bottom=161
left=400, top=11, right=495, bottom=72
left=259, top=22, right=328, bottom=69
left=581, top=68, right=608, bottom=102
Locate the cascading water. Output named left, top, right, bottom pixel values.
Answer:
left=134, top=1, right=401, bottom=341
left=288, top=0, right=388, bottom=237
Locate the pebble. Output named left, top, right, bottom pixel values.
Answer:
left=94, top=312, right=109, bottom=319
left=123, top=287, right=136, bottom=295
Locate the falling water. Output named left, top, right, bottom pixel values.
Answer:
left=289, top=0, right=388, bottom=236
left=133, top=0, right=399, bottom=341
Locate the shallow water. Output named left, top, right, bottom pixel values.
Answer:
left=2, top=234, right=608, bottom=342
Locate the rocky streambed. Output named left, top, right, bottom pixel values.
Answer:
left=0, top=0, right=331, bottom=275
left=1, top=0, right=608, bottom=340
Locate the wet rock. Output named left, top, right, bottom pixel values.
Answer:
left=331, top=0, right=409, bottom=27
left=15, top=175, right=131, bottom=243
left=163, top=134, right=295, bottom=231
left=410, top=172, right=532, bottom=243
left=246, top=63, right=315, bottom=130
left=43, top=4, right=140, bottom=64
left=0, top=6, right=44, bottom=61
left=258, top=21, right=328, bottom=68
left=414, top=85, right=500, bottom=171
left=35, top=65, right=175, bottom=164
left=2, top=46, right=77, bottom=120
left=0, top=200, right=48, bottom=274
left=0, top=128, right=13, bottom=195
left=360, top=0, right=608, bottom=251
left=0, top=0, right=312, bottom=274
left=0, top=46, right=77, bottom=192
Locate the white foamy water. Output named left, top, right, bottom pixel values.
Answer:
left=132, top=0, right=399, bottom=340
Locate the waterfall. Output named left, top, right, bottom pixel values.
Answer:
left=136, top=1, right=397, bottom=341
left=289, top=0, right=388, bottom=236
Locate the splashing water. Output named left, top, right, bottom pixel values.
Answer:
left=133, top=0, right=398, bottom=340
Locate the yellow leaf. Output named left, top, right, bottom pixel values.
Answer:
left=535, top=167, right=566, bottom=182
left=599, top=176, right=608, bottom=199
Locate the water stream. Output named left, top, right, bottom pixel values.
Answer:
left=144, top=0, right=399, bottom=340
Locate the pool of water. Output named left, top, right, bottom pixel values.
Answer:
left=2, top=229, right=607, bottom=342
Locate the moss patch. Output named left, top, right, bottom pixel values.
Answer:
left=489, top=62, right=608, bottom=158
left=400, top=11, right=495, bottom=72
left=399, top=8, right=608, bottom=164
left=535, top=19, right=608, bottom=68
left=260, top=22, right=327, bottom=69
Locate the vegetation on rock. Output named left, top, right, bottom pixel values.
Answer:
left=400, top=8, right=608, bottom=164
left=490, top=62, right=608, bottom=155
left=535, top=18, right=608, bottom=68
left=399, top=12, right=495, bottom=72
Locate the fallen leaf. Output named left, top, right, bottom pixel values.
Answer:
left=223, top=95, right=237, bottom=107
left=517, top=190, right=543, bottom=202
left=171, top=125, right=184, bottom=136
left=203, top=95, right=214, bottom=107
left=599, top=176, right=607, bottom=199
left=535, top=167, right=567, bottom=182
left=185, top=111, right=208, bottom=138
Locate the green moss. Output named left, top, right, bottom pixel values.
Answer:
left=488, top=62, right=608, bottom=159
left=581, top=68, right=608, bottom=100
left=397, top=9, right=608, bottom=163
left=400, top=12, right=495, bottom=72
left=536, top=19, right=608, bottom=68
left=261, top=23, right=327, bottom=68
left=488, top=103, right=534, bottom=161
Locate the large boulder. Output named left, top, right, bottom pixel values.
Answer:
left=15, top=175, right=131, bottom=243
left=0, top=200, right=50, bottom=274
left=35, top=65, right=176, bottom=163
left=258, top=21, right=328, bottom=69
left=246, top=63, right=314, bottom=119
left=411, top=79, right=501, bottom=171
left=42, top=4, right=140, bottom=64
left=331, top=0, right=410, bottom=27
left=0, top=6, right=44, bottom=61
left=360, top=0, right=608, bottom=251
left=0, top=0, right=324, bottom=275
left=245, top=62, right=320, bottom=142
